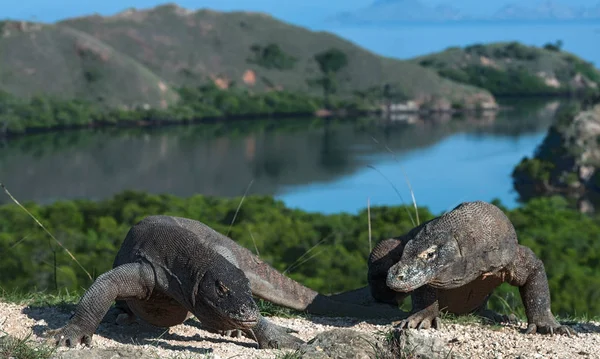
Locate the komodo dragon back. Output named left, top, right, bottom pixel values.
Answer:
left=167, top=216, right=404, bottom=318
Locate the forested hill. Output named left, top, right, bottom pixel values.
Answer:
left=0, top=3, right=493, bottom=110
left=412, top=41, right=600, bottom=97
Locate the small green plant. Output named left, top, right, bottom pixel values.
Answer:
left=274, top=349, right=305, bottom=359
left=0, top=333, right=56, bottom=359
left=370, top=329, right=418, bottom=359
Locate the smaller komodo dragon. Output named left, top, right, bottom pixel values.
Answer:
left=51, top=215, right=403, bottom=350
left=367, top=201, right=571, bottom=335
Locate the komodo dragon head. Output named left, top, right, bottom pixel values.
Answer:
left=193, top=255, right=260, bottom=331
left=385, top=218, right=461, bottom=292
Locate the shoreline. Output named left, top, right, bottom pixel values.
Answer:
left=0, top=105, right=500, bottom=141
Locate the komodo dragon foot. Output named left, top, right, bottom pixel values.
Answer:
left=47, top=323, right=93, bottom=348
left=217, top=324, right=299, bottom=339
left=243, top=317, right=305, bottom=349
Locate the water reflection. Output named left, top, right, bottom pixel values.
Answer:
left=0, top=99, right=560, bottom=213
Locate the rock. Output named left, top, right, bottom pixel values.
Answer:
left=512, top=103, right=600, bottom=210
left=298, top=328, right=460, bottom=359
left=299, top=329, right=377, bottom=359
left=389, top=329, right=462, bottom=359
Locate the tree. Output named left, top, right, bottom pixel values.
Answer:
left=311, top=48, right=349, bottom=109
left=543, top=40, right=564, bottom=52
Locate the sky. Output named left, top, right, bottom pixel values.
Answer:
left=2, top=0, right=598, bottom=25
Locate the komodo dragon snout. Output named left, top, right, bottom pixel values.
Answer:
left=386, top=229, right=459, bottom=292
left=195, top=261, right=260, bottom=330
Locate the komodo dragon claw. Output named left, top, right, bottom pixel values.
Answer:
left=392, top=313, right=442, bottom=330
left=525, top=323, right=572, bottom=336
left=213, top=322, right=299, bottom=339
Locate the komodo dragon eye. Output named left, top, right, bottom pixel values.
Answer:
left=418, top=245, right=438, bottom=260
left=215, top=280, right=231, bottom=298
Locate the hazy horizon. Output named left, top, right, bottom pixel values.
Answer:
left=3, top=0, right=599, bottom=25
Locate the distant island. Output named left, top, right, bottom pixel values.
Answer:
left=330, top=0, right=600, bottom=25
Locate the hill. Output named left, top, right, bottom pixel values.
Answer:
left=412, top=42, right=600, bottom=97
left=0, top=3, right=494, bottom=111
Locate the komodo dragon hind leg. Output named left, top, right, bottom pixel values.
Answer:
left=113, top=300, right=137, bottom=326
left=473, top=296, right=518, bottom=325
left=48, top=262, right=155, bottom=347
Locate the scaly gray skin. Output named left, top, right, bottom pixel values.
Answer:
left=158, top=216, right=404, bottom=319
left=51, top=215, right=303, bottom=349
left=368, top=201, right=571, bottom=335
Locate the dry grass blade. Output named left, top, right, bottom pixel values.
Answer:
left=0, top=183, right=92, bottom=281
left=248, top=229, right=260, bottom=257
left=226, top=179, right=254, bottom=237
left=367, top=165, right=416, bottom=227
left=9, top=234, right=30, bottom=249
left=283, top=233, right=333, bottom=275
left=368, top=197, right=372, bottom=253
left=284, top=248, right=326, bottom=275
left=371, top=136, right=420, bottom=225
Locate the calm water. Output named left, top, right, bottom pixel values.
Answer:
left=323, top=21, right=600, bottom=66
left=0, top=99, right=560, bottom=215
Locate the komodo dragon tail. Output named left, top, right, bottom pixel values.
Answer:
left=211, top=231, right=404, bottom=319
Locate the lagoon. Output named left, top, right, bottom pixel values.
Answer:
left=0, top=99, right=559, bottom=215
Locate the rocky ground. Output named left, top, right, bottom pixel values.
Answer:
left=1, top=300, right=599, bottom=358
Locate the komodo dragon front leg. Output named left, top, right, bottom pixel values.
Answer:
left=49, top=262, right=155, bottom=347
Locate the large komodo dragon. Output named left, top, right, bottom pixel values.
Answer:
left=367, top=201, right=571, bottom=335
left=52, top=215, right=403, bottom=349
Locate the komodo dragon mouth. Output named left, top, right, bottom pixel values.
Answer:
left=200, top=297, right=259, bottom=329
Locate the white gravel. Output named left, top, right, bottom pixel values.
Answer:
left=1, top=300, right=599, bottom=358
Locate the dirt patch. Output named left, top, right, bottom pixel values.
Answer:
left=242, top=69, right=256, bottom=86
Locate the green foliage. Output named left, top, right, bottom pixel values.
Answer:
left=0, top=85, right=355, bottom=136
left=439, top=66, right=558, bottom=97
left=492, top=42, right=540, bottom=60
left=247, top=43, right=298, bottom=70
left=0, top=191, right=599, bottom=317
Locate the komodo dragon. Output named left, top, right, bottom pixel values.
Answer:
left=52, top=215, right=403, bottom=349
left=367, top=201, right=571, bottom=335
